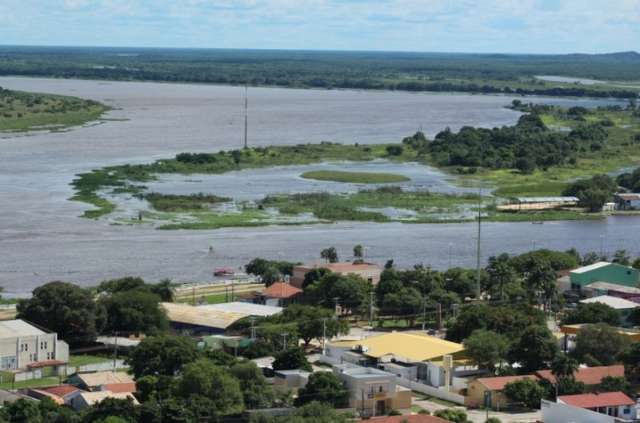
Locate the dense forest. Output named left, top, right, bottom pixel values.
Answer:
left=0, top=46, right=639, bottom=98
left=424, top=113, right=609, bottom=172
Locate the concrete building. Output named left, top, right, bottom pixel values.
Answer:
left=256, top=282, right=302, bottom=307
left=615, top=193, right=640, bottom=211
left=0, top=320, right=68, bottom=371
left=569, top=262, right=640, bottom=291
left=541, top=392, right=638, bottom=423
left=334, top=364, right=411, bottom=417
left=466, top=375, right=538, bottom=409
left=273, top=370, right=311, bottom=391
left=325, top=331, right=467, bottom=398
left=291, top=262, right=382, bottom=288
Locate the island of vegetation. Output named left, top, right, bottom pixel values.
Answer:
left=0, top=86, right=108, bottom=132
left=1, top=46, right=639, bottom=99
left=70, top=101, right=640, bottom=228
left=299, top=170, right=410, bottom=184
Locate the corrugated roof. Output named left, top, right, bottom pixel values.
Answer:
left=571, top=262, right=611, bottom=274
left=330, top=331, right=463, bottom=362
left=475, top=375, right=537, bottom=391
left=76, top=372, right=134, bottom=388
left=161, top=302, right=247, bottom=329
left=38, top=385, right=81, bottom=398
left=536, top=365, right=624, bottom=385
left=198, top=302, right=282, bottom=317
left=0, top=320, right=46, bottom=338
left=616, top=193, right=640, bottom=201
left=101, top=382, right=136, bottom=394
left=580, top=295, right=639, bottom=310
left=262, top=282, right=302, bottom=299
left=585, top=282, right=640, bottom=295
left=559, top=392, right=634, bottom=408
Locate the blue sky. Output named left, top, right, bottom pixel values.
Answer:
left=1, top=0, right=638, bottom=53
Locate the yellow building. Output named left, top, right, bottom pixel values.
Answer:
left=466, top=375, right=538, bottom=409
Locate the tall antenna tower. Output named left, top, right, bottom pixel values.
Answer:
left=243, top=85, right=248, bottom=149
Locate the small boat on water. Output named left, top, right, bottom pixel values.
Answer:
left=214, top=267, right=235, bottom=277
left=532, top=221, right=544, bottom=225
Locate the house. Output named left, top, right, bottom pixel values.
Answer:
left=542, top=395, right=638, bottom=423
left=68, top=371, right=135, bottom=392
left=558, top=392, right=637, bottom=421
left=536, top=365, right=625, bottom=388
left=324, top=332, right=467, bottom=400
left=26, top=384, right=83, bottom=405
left=580, top=296, right=639, bottom=326
left=569, top=262, right=640, bottom=292
left=615, top=193, right=640, bottom=211
left=0, top=319, right=69, bottom=372
left=357, top=415, right=450, bottom=423
left=334, top=364, right=412, bottom=417
left=256, top=282, right=302, bottom=307
left=70, top=391, right=139, bottom=411
left=291, top=262, right=382, bottom=288
left=466, top=375, right=538, bottom=409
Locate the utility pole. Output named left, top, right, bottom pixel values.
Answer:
left=476, top=183, right=482, bottom=299
left=113, top=331, right=118, bottom=369
left=333, top=297, right=340, bottom=316
left=243, top=85, right=248, bottom=149
left=281, top=332, right=288, bottom=351
left=369, top=291, right=374, bottom=327
left=421, top=297, right=426, bottom=331
left=322, top=318, right=327, bottom=355
left=436, top=303, right=442, bottom=330
left=250, top=317, right=256, bottom=341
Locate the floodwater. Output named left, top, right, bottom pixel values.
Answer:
left=0, top=77, right=636, bottom=295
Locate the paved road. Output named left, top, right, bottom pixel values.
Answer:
left=413, top=398, right=541, bottom=423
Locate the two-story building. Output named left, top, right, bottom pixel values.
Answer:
left=0, top=320, right=68, bottom=372
left=334, top=364, right=411, bottom=417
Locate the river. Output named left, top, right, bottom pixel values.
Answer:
left=0, top=77, right=635, bottom=295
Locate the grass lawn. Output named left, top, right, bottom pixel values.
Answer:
left=300, top=170, right=410, bottom=184
left=0, top=376, right=60, bottom=390
left=68, top=354, right=111, bottom=367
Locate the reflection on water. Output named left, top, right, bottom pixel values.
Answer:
left=0, top=77, right=635, bottom=295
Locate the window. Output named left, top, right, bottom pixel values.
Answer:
left=379, top=386, right=383, bottom=393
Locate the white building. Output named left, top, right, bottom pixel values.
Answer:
left=0, top=320, right=68, bottom=371
left=542, top=392, right=638, bottom=423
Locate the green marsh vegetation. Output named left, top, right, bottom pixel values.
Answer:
left=0, top=87, right=107, bottom=132
left=300, top=170, right=410, bottom=183
left=71, top=104, right=640, bottom=225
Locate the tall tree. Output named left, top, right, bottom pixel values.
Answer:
left=508, top=325, right=558, bottom=373
left=296, top=372, right=348, bottom=407
left=464, top=330, right=509, bottom=372
left=272, top=347, right=311, bottom=371
left=574, top=323, right=630, bottom=366
left=127, top=335, right=199, bottom=378
left=353, top=244, right=364, bottom=264
left=100, top=289, right=168, bottom=335
left=563, top=302, right=620, bottom=326
left=320, top=247, right=339, bottom=263
left=178, top=359, right=244, bottom=416
left=17, top=281, right=104, bottom=346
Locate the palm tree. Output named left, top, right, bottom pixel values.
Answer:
left=551, top=353, right=579, bottom=397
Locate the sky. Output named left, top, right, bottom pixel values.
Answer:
left=0, top=0, right=638, bottom=54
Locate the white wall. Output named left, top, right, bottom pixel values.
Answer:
left=541, top=399, right=615, bottom=423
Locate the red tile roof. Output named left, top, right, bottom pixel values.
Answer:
left=357, top=415, right=449, bottom=423
left=559, top=392, right=634, bottom=408
left=536, top=365, right=625, bottom=385
left=262, top=282, right=302, bottom=299
left=101, top=382, right=137, bottom=394
left=26, top=360, right=66, bottom=369
left=40, top=384, right=82, bottom=398
left=475, top=375, right=538, bottom=391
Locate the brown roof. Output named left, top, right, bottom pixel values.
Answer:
left=475, top=375, right=538, bottom=391
left=262, top=282, right=302, bottom=299
left=101, top=382, right=137, bottom=394
left=40, top=385, right=82, bottom=398
left=559, top=392, right=634, bottom=408
left=536, top=365, right=625, bottom=385
left=357, top=415, right=449, bottom=423
left=27, top=360, right=66, bottom=369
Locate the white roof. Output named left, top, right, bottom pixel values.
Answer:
left=0, top=320, right=46, bottom=339
left=198, top=302, right=283, bottom=317
left=75, top=371, right=134, bottom=387
left=161, top=302, right=246, bottom=329
left=571, top=262, right=611, bottom=274
left=581, top=295, right=639, bottom=310
left=78, top=391, right=138, bottom=407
